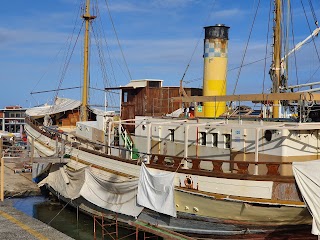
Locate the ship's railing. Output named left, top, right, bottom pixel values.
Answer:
left=25, top=117, right=63, bottom=141
left=26, top=117, right=292, bottom=177
left=149, top=153, right=292, bottom=176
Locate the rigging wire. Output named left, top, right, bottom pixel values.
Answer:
left=93, top=0, right=118, bottom=87
left=283, top=0, right=290, bottom=88
left=300, top=0, right=320, bottom=76
left=91, top=1, right=117, bottom=108
left=308, top=0, right=318, bottom=26
left=91, top=25, right=117, bottom=108
left=53, top=21, right=85, bottom=105
left=231, top=0, right=261, bottom=95
left=180, top=0, right=217, bottom=85
left=289, top=1, right=299, bottom=87
left=30, top=1, right=83, bottom=104
left=104, top=0, right=132, bottom=80
left=262, top=0, right=273, bottom=94
left=93, top=3, right=130, bottom=85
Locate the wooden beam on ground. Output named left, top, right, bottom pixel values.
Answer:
left=130, top=220, right=195, bottom=240
left=171, top=92, right=320, bottom=103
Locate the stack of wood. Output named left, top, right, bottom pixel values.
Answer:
left=62, top=111, right=80, bottom=127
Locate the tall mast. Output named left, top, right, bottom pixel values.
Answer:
left=81, top=0, right=96, bottom=121
left=272, top=0, right=282, bottom=118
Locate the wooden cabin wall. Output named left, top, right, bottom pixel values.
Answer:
left=121, top=86, right=202, bottom=132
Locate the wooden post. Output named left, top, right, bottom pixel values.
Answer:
left=1, top=158, right=4, bottom=202
left=0, top=138, right=3, bottom=201
left=55, top=137, right=59, bottom=157
left=0, top=137, right=2, bottom=157
left=60, top=138, right=65, bottom=163
left=30, top=137, right=34, bottom=163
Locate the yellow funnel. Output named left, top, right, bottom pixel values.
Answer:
left=203, top=25, right=229, bottom=117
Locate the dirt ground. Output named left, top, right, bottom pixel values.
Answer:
left=1, top=158, right=40, bottom=197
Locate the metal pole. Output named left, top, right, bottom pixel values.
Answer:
left=1, top=157, right=4, bottom=201
left=30, top=137, right=34, bottom=163
left=254, top=128, right=260, bottom=175
left=93, top=216, right=96, bottom=240
left=55, top=137, right=59, bottom=157
left=147, top=123, right=152, bottom=163
left=108, top=121, right=112, bottom=154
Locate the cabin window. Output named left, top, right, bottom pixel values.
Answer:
left=123, top=92, right=128, bottom=103
left=212, top=133, right=218, bottom=147
left=148, top=81, right=161, bottom=88
left=169, top=129, right=175, bottom=142
left=199, top=132, right=206, bottom=146
left=224, top=134, right=231, bottom=149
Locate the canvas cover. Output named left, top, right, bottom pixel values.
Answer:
left=137, top=163, right=176, bottom=217
left=293, top=160, right=320, bottom=235
left=80, top=168, right=143, bottom=217
left=39, top=166, right=85, bottom=200
left=39, top=166, right=143, bottom=217
left=26, top=98, right=81, bottom=118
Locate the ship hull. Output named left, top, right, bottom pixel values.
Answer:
left=45, top=184, right=312, bottom=238
left=25, top=122, right=313, bottom=237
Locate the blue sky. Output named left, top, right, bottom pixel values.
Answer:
left=1, top=0, right=320, bottom=109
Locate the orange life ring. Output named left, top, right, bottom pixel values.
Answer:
left=184, top=176, right=193, bottom=189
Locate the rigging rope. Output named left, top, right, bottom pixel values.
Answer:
left=262, top=0, right=273, bottom=94
left=308, top=0, right=318, bottom=26
left=52, top=21, right=84, bottom=109
left=104, top=0, right=132, bottom=80
left=300, top=0, right=320, bottom=69
left=94, top=3, right=131, bottom=85
left=180, top=0, right=217, bottom=86
left=231, top=0, right=261, bottom=95
left=91, top=25, right=117, bottom=108
left=31, top=1, right=83, bottom=105
left=93, top=0, right=119, bottom=87
left=289, top=1, right=299, bottom=87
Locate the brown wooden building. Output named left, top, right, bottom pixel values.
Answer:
left=106, top=79, right=202, bottom=121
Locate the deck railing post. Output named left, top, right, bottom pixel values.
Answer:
left=1, top=156, right=4, bottom=202
left=254, top=128, right=260, bottom=175
left=146, top=123, right=152, bottom=163
left=108, top=121, right=112, bottom=155
left=183, top=124, right=189, bottom=169
left=30, top=137, right=34, bottom=163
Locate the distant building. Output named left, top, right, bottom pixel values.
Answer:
left=0, top=106, right=27, bottom=135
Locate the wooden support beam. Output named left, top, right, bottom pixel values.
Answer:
left=0, top=138, right=3, bottom=202
left=171, top=92, right=320, bottom=103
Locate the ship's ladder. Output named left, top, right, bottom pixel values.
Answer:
left=119, top=125, right=139, bottom=160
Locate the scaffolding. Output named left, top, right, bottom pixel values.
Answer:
left=93, top=213, right=194, bottom=240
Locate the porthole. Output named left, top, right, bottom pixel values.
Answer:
left=264, top=130, right=272, bottom=141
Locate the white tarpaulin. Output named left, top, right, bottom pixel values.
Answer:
left=137, top=163, right=176, bottom=217
left=26, top=98, right=81, bottom=118
left=39, top=166, right=143, bottom=217
left=39, top=166, right=85, bottom=200
left=293, top=160, right=320, bottom=235
left=80, top=168, right=143, bottom=217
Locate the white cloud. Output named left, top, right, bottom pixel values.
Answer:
left=107, top=2, right=149, bottom=13
left=213, top=8, right=246, bottom=18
